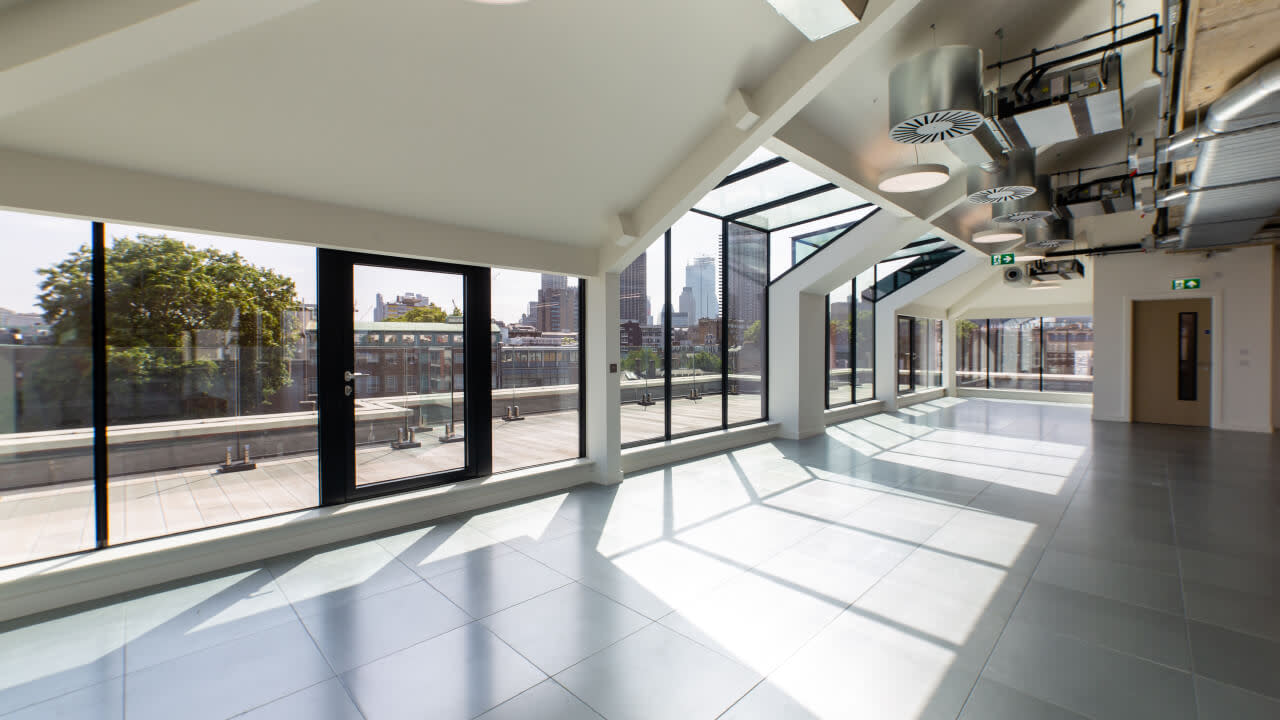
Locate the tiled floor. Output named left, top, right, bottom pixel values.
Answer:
left=2, top=398, right=1278, bottom=719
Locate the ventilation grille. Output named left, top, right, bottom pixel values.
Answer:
left=992, top=209, right=1054, bottom=223
left=967, top=185, right=1036, bottom=204
left=890, top=110, right=984, bottom=144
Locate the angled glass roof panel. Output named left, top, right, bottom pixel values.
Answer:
left=694, top=161, right=828, bottom=217
left=779, top=205, right=877, bottom=241
left=884, top=238, right=953, bottom=260
left=731, top=148, right=779, bottom=174
left=739, top=187, right=867, bottom=229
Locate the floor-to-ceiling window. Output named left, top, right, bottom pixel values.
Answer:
left=958, top=316, right=1093, bottom=393
left=619, top=235, right=666, bottom=445
left=670, top=213, right=724, bottom=436
left=824, top=266, right=877, bottom=408
left=896, top=315, right=942, bottom=395
left=490, top=270, right=584, bottom=474
left=1, top=209, right=585, bottom=568
left=1, top=210, right=97, bottom=566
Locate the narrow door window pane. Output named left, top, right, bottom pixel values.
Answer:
left=828, top=281, right=853, bottom=408
left=1177, top=312, right=1198, bottom=401
left=0, top=211, right=96, bottom=566
left=103, top=225, right=317, bottom=545
left=670, top=212, right=722, bottom=435
left=897, top=316, right=913, bottom=394
left=491, top=270, right=581, bottom=473
left=352, top=266, right=464, bottom=486
left=726, top=221, right=766, bottom=424
left=854, top=267, right=876, bottom=402
left=620, top=236, right=665, bottom=445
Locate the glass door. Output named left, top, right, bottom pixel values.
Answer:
left=897, top=316, right=914, bottom=394
left=317, top=250, right=491, bottom=503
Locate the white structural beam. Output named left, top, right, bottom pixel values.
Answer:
left=873, top=253, right=982, bottom=408
left=769, top=211, right=926, bottom=438
left=0, top=0, right=323, bottom=120
left=600, top=0, right=924, bottom=273
left=0, top=147, right=599, bottom=277
left=769, top=115, right=972, bottom=227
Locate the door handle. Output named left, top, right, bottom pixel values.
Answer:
left=343, top=371, right=367, bottom=382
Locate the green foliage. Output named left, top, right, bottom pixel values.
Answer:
left=622, top=347, right=659, bottom=375
left=957, top=319, right=979, bottom=338
left=36, top=234, right=301, bottom=420
left=743, top=320, right=762, bottom=345
left=689, top=351, right=721, bottom=372
left=390, top=305, right=448, bottom=323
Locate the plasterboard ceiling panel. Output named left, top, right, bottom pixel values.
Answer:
left=0, top=0, right=803, bottom=247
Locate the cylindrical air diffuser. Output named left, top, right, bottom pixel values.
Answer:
left=889, top=46, right=985, bottom=144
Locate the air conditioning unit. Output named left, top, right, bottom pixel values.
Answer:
left=1002, top=265, right=1030, bottom=286
left=993, top=54, right=1124, bottom=150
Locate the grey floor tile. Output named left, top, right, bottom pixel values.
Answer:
left=375, top=522, right=515, bottom=579
left=0, top=604, right=126, bottom=715
left=1033, top=548, right=1184, bottom=614
left=1194, top=675, right=1280, bottom=720
left=957, top=677, right=1089, bottom=720
left=1179, top=548, right=1280, bottom=599
left=235, top=678, right=362, bottom=720
left=1188, top=621, right=1280, bottom=701
left=661, top=568, right=846, bottom=674
left=267, top=541, right=421, bottom=616
left=984, top=619, right=1196, bottom=720
left=426, top=549, right=572, bottom=618
left=1011, top=580, right=1190, bottom=669
left=1047, top=522, right=1181, bottom=576
left=717, top=679, right=823, bottom=720
left=555, top=623, right=759, bottom=720
left=0, top=678, right=123, bottom=720
left=1185, top=580, right=1280, bottom=642
left=122, top=568, right=296, bottom=673
left=480, top=583, right=649, bottom=675
left=475, top=679, right=603, bottom=720
left=299, top=580, right=472, bottom=672
left=341, top=623, right=544, bottom=720
left=123, top=621, right=334, bottom=720
left=763, top=609, right=982, bottom=720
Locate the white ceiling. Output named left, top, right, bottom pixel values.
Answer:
left=0, top=0, right=805, bottom=247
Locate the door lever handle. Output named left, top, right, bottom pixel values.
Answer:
left=343, top=371, right=367, bottom=382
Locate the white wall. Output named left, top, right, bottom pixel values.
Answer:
left=1093, top=244, right=1276, bottom=432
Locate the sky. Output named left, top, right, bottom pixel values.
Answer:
left=0, top=209, right=562, bottom=325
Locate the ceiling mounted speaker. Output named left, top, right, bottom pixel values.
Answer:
left=967, top=149, right=1036, bottom=204
left=992, top=175, right=1055, bottom=222
left=1023, top=218, right=1069, bottom=248
left=889, top=46, right=985, bottom=144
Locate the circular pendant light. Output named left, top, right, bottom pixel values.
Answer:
left=972, top=227, right=1023, bottom=244
left=878, top=163, right=950, bottom=192
left=1027, top=281, right=1062, bottom=290
left=1012, top=245, right=1047, bottom=262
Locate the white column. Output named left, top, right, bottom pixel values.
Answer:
left=874, top=304, right=899, bottom=411
left=942, top=317, right=957, bottom=395
left=585, top=271, right=622, bottom=484
left=768, top=289, right=826, bottom=439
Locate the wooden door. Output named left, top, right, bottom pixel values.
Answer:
left=1132, top=299, right=1211, bottom=426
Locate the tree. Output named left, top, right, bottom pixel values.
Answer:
left=743, top=320, right=762, bottom=345
left=390, top=305, right=447, bottom=323
left=37, top=234, right=302, bottom=420
left=622, top=347, right=659, bottom=376
left=689, top=351, right=721, bottom=372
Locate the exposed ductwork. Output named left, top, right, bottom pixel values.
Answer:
left=966, top=148, right=1037, bottom=204
left=992, top=175, right=1055, bottom=222
left=1174, top=58, right=1280, bottom=249
left=888, top=46, right=985, bottom=144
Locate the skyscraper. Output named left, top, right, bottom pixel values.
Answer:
left=678, top=286, right=695, bottom=323
left=620, top=253, right=647, bottom=324
left=726, top=224, right=767, bottom=329
left=685, top=256, right=718, bottom=322
left=540, top=274, right=567, bottom=292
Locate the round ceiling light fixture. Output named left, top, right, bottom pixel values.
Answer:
left=1028, top=281, right=1062, bottom=290
left=972, top=228, right=1023, bottom=245
left=1012, top=245, right=1047, bottom=262
left=877, top=164, right=950, bottom=193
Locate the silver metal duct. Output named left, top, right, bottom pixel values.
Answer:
left=1023, top=218, right=1070, bottom=248
left=992, top=175, right=1055, bottom=222
left=1179, top=58, right=1280, bottom=249
left=967, top=149, right=1037, bottom=204
left=889, top=46, right=985, bottom=144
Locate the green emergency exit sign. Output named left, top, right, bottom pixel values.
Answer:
left=1172, top=277, right=1201, bottom=290
left=991, top=253, right=1015, bottom=266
